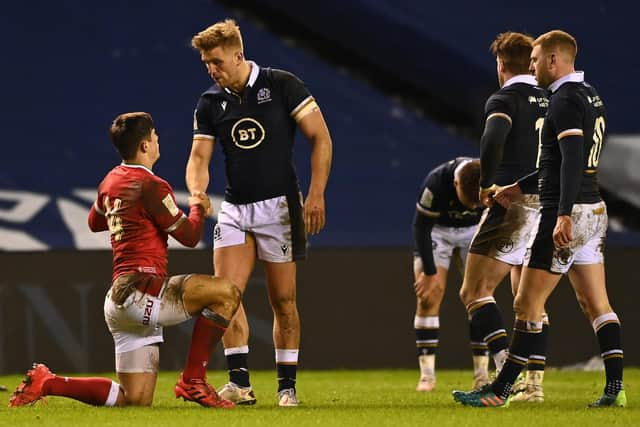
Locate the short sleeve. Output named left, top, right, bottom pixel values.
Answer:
left=416, top=174, right=443, bottom=216
left=193, top=96, right=216, bottom=139
left=273, top=69, right=317, bottom=122
left=142, top=178, right=185, bottom=232
left=484, top=92, right=516, bottom=124
left=550, top=93, right=584, bottom=138
left=94, top=179, right=108, bottom=214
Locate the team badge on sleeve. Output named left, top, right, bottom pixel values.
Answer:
left=162, top=194, right=180, bottom=217
left=420, top=188, right=434, bottom=208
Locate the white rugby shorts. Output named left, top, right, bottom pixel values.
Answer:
left=103, top=277, right=191, bottom=355
left=414, top=223, right=477, bottom=272
left=525, top=201, right=607, bottom=274
left=469, top=194, right=541, bottom=265
left=213, top=194, right=306, bottom=262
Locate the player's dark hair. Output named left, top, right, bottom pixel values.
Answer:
left=457, top=160, right=481, bottom=204
left=109, top=112, right=154, bottom=160
left=491, top=32, right=534, bottom=75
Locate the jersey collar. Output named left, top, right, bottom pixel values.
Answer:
left=223, top=60, right=260, bottom=96
left=120, top=162, right=154, bottom=175
left=549, top=71, right=584, bottom=93
left=502, top=74, right=538, bottom=88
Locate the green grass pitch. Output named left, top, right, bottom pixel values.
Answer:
left=0, top=369, right=637, bottom=426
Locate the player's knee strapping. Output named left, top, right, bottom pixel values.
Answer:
left=202, top=307, right=230, bottom=328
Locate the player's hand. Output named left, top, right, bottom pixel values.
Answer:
left=189, top=191, right=212, bottom=217
left=553, top=215, right=573, bottom=248
left=304, top=191, right=326, bottom=235
left=414, top=272, right=439, bottom=300
left=493, top=183, right=522, bottom=209
left=479, top=185, right=498, bottom=208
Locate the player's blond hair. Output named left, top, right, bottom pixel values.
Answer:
left=490, top=32, right=534, bottom=75
left=191, top=19, right=243, bottom=52
left=533, top=30, right=577, bottom=62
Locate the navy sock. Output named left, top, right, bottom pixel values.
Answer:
left=277, top=364, right=297, bottom=392
left=226, top=353, right=250, bottom=387
left=492, top=320, right=541, bottom=399
left=416, top=328, right=439, bottom=356
left=527, top=322, right=548, bottom=371
left=468, top=298, right=508, bottom=356
left=593, top=314, right=624, bottom=395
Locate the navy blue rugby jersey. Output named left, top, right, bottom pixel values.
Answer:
left=538, top=72, right=606, bottom=209
left=193, top=61, right=317, bottom=204
left=416, top=158, right=483, bottom=228
left=483, top=75, right=548, bottom=193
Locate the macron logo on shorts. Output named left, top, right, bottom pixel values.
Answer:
left=281, top=244, right=289, bottom=255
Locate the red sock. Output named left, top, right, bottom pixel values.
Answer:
left=182, top=315, right=227, bottom=381
left=43, top=376, right=119, bottom=406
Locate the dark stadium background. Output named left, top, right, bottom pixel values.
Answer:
left=1, top=0, right=638, bottom=373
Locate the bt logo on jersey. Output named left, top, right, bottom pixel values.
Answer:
left=231, top=117, right=266, bottom=149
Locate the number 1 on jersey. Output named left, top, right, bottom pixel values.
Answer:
left=535, top=117, right=545, bottom=168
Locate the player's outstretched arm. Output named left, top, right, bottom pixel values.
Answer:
left=186, top=137, right=215, bottom=195
left=170, top=194, right=209, bottom=248
left=298, top=109, right=332, bottom=235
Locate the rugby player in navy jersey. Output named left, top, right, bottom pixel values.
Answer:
left=412, top=158, right=483, bottom=391
left=186, top=19, right=332, bottom=406
left=10, top=112, right=241, bottom=409
left=454, top=30, right=626, bottom=408
left=458, top=32, right=549, bottom=400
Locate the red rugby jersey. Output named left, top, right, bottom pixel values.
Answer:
left=88, top=164, right=195, bottom=280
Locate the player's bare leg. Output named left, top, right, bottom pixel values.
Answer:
left=414, top=265, right=447, bottom=391
left=568, top=264, right=625, bottom=406
left=460, top=253, right=512, bottom=374
left=118, top=372, right=156, bottom=406
left=214, top=234, right=258, bottom=404
left=181, top=274, right=241, bottom=319
left=567, top=264, right=612, bottom=320
left=264, top=260, right=300, bottom=406
left=510, top=265, right=522, bottom=297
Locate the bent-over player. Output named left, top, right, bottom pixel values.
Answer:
left=412, top=158, right=483, bottom=391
